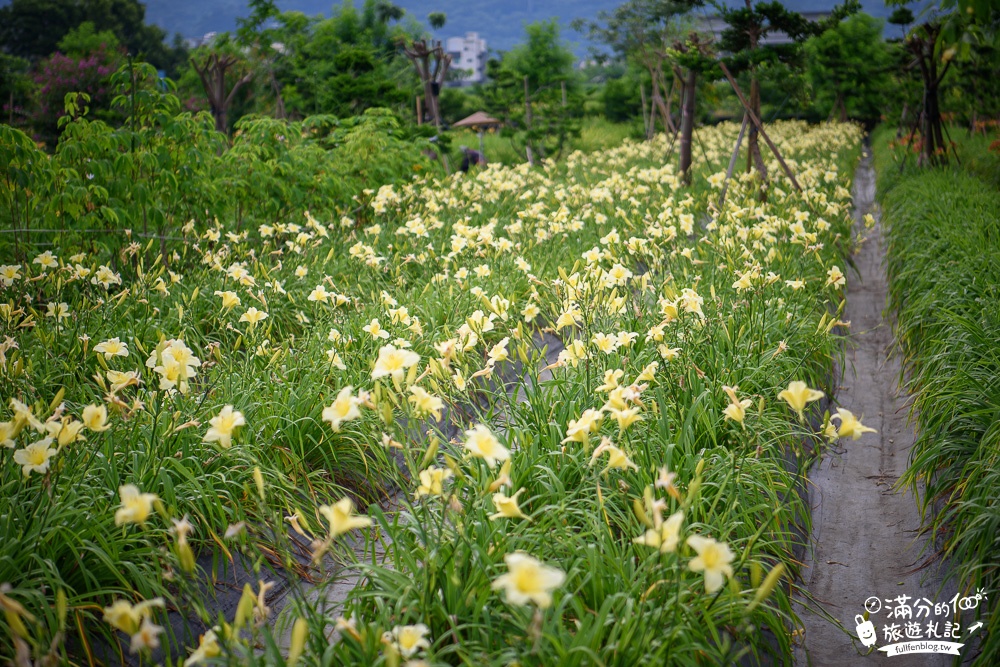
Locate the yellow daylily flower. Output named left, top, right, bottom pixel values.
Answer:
left=239, top=307, right=268, bottom=328
left=464, top=424, right=509, bottom=467
left=385, top=623, right=431, bottom=659
left=322, top=387, right=362, bottom=431
left=490, top=488, right=529, bottom=521
left=103, top=597, right=165, bottom=635
left=687, top=535, right=735, bottom=593
left=590, top=437, right=638, bottom=473
left=114, top=484, right=158, bottom=526
left=203, top=405, right=245, bottom=449
left=415, top=466, right=453, bottom=498
left=371, top=344, right=420, bottom=383
left=214, top=290, right=241, bottom=310
left=826, top=265, right=846, bottom=288
left=82, top=404, right=110, bottom=432
left=491, top=552, right=565, bottom=608
left=831, top=409, right=877, bottom=440
left=319, top=497, right=372, bottom=538
left=184, top=628, right=221, bottom=666
left=13, top=437, right=57, bottom=476
left=777, top=381, right=825, bottom=420
left=94, top=337, right=129, bottom=360
left=634, top=510, right=684, bottom=553
left=722, top=385, right=752, bottom=426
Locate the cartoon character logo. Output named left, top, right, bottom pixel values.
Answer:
left=855, top=614, right=877, bottom=648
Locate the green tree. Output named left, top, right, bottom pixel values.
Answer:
left=715, top=0, right=859, bottom=179
left=804, top=13, right=891, bottom=122
left=954, top=42, right=1000, bottom=131
left=428, top=12, right=447, bottom=30
left=576, top=0, right=696, bottom=140
left=31, top=44, right=123, bottom=147
left=0, top=0, right=183, bottom=72
left=503, top=20, right=575, bottom=92
left=887, top=0, right=1000, bottom=165
left=483, top=20, right=580, bottom=163
left=57, top=21, right=121, bottom=57
left=601, top=68, right=644, bottom=122
left=270, top=1, right=416, bottom=120
left=0, top=54, right=32, bottom=126
left=888, top=6, right=914, bottom=39
left=577, top=1, right=709, bottom=181
left=236, top=0, right=288, bottom=118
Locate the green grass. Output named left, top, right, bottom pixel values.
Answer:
left=874, top=124, right=1000, bottom=665
left=448, top=117, right=643, bottom=166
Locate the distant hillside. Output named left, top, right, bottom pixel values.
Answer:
left=143, top=0, right=894, bottom=55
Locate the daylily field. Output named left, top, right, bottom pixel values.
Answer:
left=0, top=119, right=869, bottom=665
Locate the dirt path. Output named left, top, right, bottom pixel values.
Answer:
left=792, top=149, right=955, bottom=666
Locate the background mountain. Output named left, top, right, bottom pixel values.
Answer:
left=142, top=0, right=896, bottom=55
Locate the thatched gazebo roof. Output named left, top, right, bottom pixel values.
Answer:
left=452, top=111, right=502, bottom=130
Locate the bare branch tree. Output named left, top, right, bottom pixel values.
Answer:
left=402, top=39, right=451, bottom=130
left=191, top=53, right=254, bottom=134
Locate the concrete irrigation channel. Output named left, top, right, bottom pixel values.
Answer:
left=792, top=148, right=965, bottom=666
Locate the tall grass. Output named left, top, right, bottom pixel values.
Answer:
left=449, top=117, right=642, bottom=166
left=875, top=125, right=1000, bottom=664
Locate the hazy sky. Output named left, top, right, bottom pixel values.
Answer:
left=142, top=0, right=903, bottom=54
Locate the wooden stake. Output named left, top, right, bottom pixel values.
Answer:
left=640, top=83, right=649, bottom=138
left=524, top=76, right=535, bottom=166
left=718, top=114, right=749, bottom=211
left=718, top=62, right=802, bottom=192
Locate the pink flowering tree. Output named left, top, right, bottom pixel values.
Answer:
left=31, top=44, right=122, bottom=147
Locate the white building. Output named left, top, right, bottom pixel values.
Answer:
left=695, top=12, right=831, bottom=47
left=446, top=32, right=488, bottom=86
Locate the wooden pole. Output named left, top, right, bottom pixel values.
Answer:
left=640, top=83, right=649, bottom=138
left=664, top=74, right=677, bottom=135
left=416, top=95, right=423, bottom=124
left=718, top=114, right=749, bottom=211
left=524, top=76, right=535, bottom=166
left=718, top=61, right=802, bottom=192
left=648, top=95, right=657, bottom=140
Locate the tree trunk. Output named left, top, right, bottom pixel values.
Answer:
left=829, top=91, right=847, bottom=123
left=679, top=69, right=697, bottom=184
left=214, top=109, right=227, bottom=134
left=269, top=67, right=286, bottom=120
left=912, top=23, right=948, bottom=167
left=212, top=64, right=226, bottom=133
left=191, top=54, right=251, bottom=136
left=923, top=82, right=944, bottom=164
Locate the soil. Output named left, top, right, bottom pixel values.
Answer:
left=792, top=149, right=958, bottom=665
